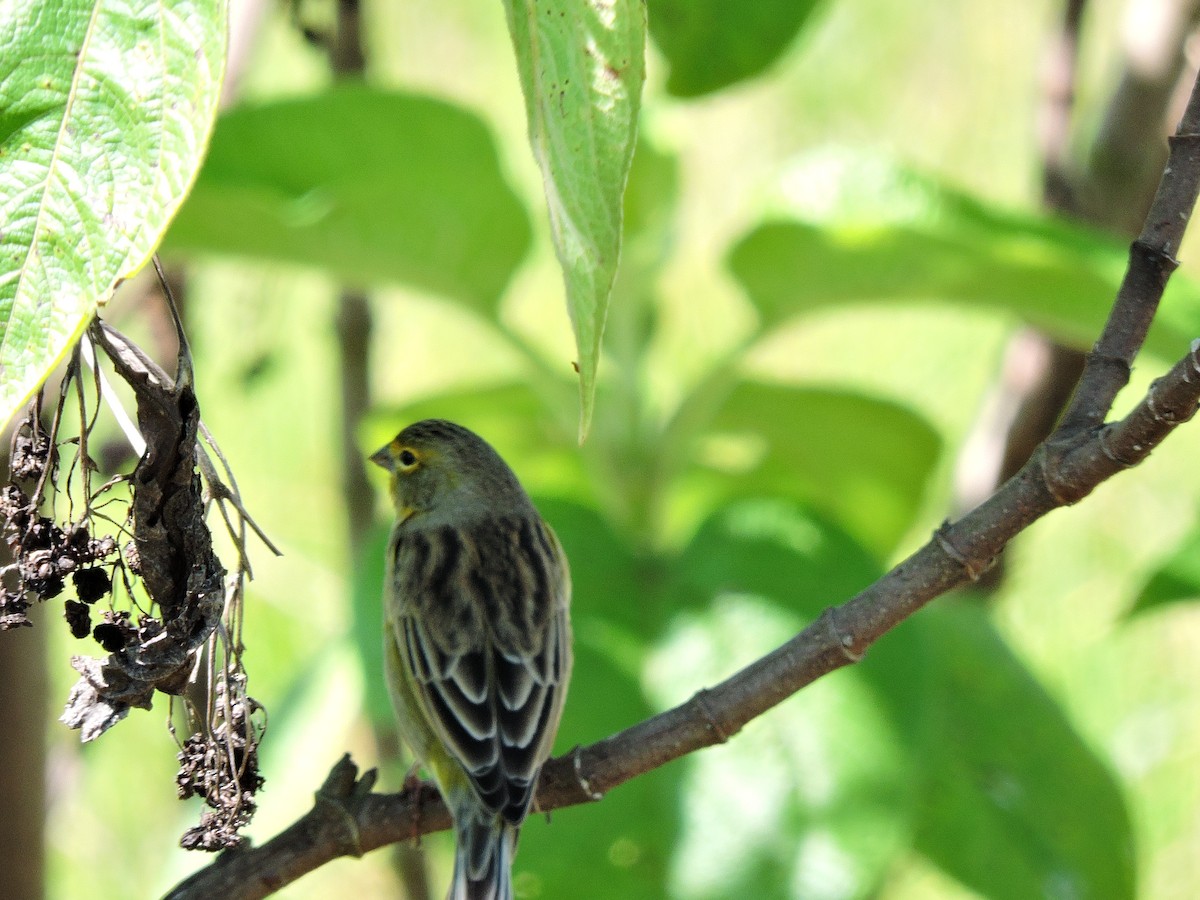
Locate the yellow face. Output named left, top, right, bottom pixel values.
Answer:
left=372, top=439, right=422, bottom=474
left=370, top=433, right=451, bottom=523
left=370, top=419, right=528, bottom=525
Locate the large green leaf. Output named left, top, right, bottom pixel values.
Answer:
left=674, top=498, right=882, bottom=617
left=694, top=381, right=942, bottom=558
left=648, top=0, right=824, bottom=97
left=672, top=501, right=1135, bottom=899
left=662, top=500, right=914, bottom=899
left=913, top=603, right=1135, bottom=900
left=164, top=86, right=531, bottom=312
left=0, top=0, right=227, bottom=431
left=500, top=0, right=647, bottom=438
left=728, top=150, right=1200, bottom=358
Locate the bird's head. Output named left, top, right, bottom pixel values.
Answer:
left=370, top=419, right=531, bottom=527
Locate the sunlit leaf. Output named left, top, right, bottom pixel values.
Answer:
left=693, top=381, right=942, bottom=558
left=165, top=86, right=531, bottom=312
left=501, top=0, right=647, bottom=438
left=650, top=597, right=913, bottom=900
left=648, top=0, right=825, bottom=97
left=913, top=603, right=1135, bottom=900
left=729, top=149, right=1200, bottom=358
left=674, top=498, right=881, bottom=617
left=0, top=0, right=227, bottom=432
left=668, top=501, right=1134, bottom=899
left=672, top=497, right=936, bottom=749
left=660, top=501, right=914, bottom=899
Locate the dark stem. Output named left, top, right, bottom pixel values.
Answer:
left=1059, top=72, right=1200, bottom=432
left=962, top=0, right=1089, bottom=587
left=327, top=1, right=432, bottom=898
left=336, top=291, right=374, bottom=553
left=1086, top=0, right=1200, bottom=234
left=1039, top=0, right=1088, bottom=213
left=331, top=0, right=365, bottom=76
left=965, top=0, right=1200, bottom=590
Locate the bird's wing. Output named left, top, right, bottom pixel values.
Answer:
left=390, top=516, right=571, bottom=824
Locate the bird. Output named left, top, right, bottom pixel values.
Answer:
left=371, top=419, right=572, bottom=900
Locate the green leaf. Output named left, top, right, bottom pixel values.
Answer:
left=695, top=381, right=942, bottom=558
left=1128, top=526, right=1200, bottom=616
left=0, top=0, right=227, bottom=432
left=913, top=603, right=1135, bottom=900
left=728, top=149, right=1200, bottom=358
left=651, top=597, right=913, bottom=900
left=500, top=0, right=647, bottom=438
left=674, top=498, right=882, bottom=618
left=648, top=0, right=824, bottom=97
left=660, top=501, right=914, bottom=898
left=165, top=86, right=531, bottom=312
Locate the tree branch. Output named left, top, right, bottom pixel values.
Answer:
left=1059, top=65, right=1200, bottom=432
left=167, top=59, right=1200, bottom=900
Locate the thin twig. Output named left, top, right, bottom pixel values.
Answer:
left=1059, top=68, right=1200, bottom=432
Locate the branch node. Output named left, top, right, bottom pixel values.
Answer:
left=1039, top=441, right=1083, bottom=506
left=821, top=606, right=863, bottom=662
left=1187, top=338, right=1200, bottom=384
left=572, top=745, right=604, bottom=802
left=1097, top=424, right=1138, bottom=468
left=1146, top=378, right=1164, bottom=420
left=1141, top=376, right=1191, bottom=426
left=691, top=687, right=733, bottom=744
left=933, top=521, right=990, bottom=581
left=1083, top=347, right=1133, bottom=385
left=314, top=755, right=368, bottom=859
left=1131, top=237, right=1180, bottom=273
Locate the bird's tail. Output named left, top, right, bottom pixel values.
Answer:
left=448, top=812, right=518, bottom=900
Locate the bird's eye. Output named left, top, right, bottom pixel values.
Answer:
left=397, top=449, right=418, bottom=469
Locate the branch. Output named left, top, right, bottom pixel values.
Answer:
left=168, top=63, right=1200, bottom=900
left=1059, top=62, right=1200, bottom=432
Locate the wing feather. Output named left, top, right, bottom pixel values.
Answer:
left=392, top=516, right=572, bottom=826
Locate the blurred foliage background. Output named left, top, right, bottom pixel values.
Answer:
left=13, top=0, right=1200, bottom=897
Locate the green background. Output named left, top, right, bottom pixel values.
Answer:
left=4, top=0, right=1200, bottom=898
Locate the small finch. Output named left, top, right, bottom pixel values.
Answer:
left=372, top=419, right=572, bottom=900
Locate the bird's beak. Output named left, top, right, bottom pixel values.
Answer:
left=369, top=445, right=394, bottom=472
